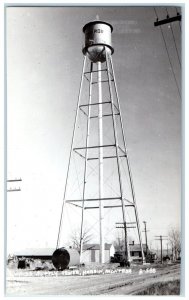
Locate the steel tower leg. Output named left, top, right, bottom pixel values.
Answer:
left=97, top=61, right=105, bottom=264
left=56, top=56, right=87, bottom=249
left=79, top=62, right=93, bottom=264
left=105, top=48, right=131, bottom=265
left=108, top=54, right=145, bottom=264
left=57, top=51, right=144, bottom=266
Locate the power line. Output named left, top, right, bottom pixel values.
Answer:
left=154, top=7, right=181, bottom=100
left=166, top=8, right=181, bottom=68
left=175, top=7, right=181, bottom=32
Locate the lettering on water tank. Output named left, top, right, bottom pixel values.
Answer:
left=94, top=29, right=104, bottom=33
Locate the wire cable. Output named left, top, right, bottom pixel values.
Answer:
left=175, top=7, right=181, bottom=32
left=154, top=7, right=181, bottom=100
left=166, top=8, right=181, bottom=68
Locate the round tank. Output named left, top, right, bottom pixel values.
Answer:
left=82, top=20, right=114, bottom=63
left=52, top=247, right=80, bottom=270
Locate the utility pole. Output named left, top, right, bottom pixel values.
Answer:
left=116, top=222, right=136, bottom=266
left=143, top=221, right=149, bottom=257
left=7, top=178, right=22, bottom=192
left=167, top=243, right=169, bottom=256
left=155, top=235, right=168, bottom=263
left=154, top=11, right=181, bottom=27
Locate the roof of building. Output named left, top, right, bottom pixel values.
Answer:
left=129, top=244, right=147, bottom=251
left=83, top=243, right=114, bottom=251
left=114, top=243, right=148, bottom=252
left=14, top=248, right=55, bottom=257
left=13, top=244, right=114, bottom=257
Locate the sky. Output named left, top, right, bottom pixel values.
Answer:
left=6, top=5, right=181, bottom=254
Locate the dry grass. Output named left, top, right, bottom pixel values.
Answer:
left=135, top=279, right=180, bottom=295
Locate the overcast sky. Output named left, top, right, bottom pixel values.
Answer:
left=6, top=5, right=181, bottom=254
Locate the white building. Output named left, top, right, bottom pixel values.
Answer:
left=81, top=243, right=115, bottom=264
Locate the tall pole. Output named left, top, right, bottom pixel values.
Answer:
left=79, top=62, right=93, bottom=263
left=7, top=178, right=22, bottom=192
left=143, top=221, right=148, bottom=256
left=106, top=49, right=130, bottom=265
left=160, top=236, right=163, bottom=263
left=97, top=61, right=105, bottom=263
left=109, top=55, right=144, bottom=264
left=155, top=235, right=167, bottom=264
left=56, top=56, right=86, bottom=249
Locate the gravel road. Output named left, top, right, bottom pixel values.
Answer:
left=6, top=263, right=180, bottom=296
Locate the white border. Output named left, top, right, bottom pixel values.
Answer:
left=1, top=1, right=188, bottom=300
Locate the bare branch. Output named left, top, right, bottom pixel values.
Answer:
left=70, top=227, right=93, bottom=249
left=167, top=226, right=181, bottom=260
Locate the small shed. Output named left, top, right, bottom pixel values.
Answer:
left=81, top=243, right=115, bottom=264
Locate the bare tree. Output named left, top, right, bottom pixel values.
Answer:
left=70, top=227, right=93, bottom=250
left=113, top=232, right=135, bottom=251
left=168, top=227, right=181, bottom=261
left=113, top=235, right=124, bottom=251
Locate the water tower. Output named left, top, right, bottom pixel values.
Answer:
left=54, top=19, right=145, bottom=267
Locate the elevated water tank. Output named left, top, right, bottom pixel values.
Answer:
left=52, top=247, right=80, bottom=270
left=82, top=20, right=114, bottom=63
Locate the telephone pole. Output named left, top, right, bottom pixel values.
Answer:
left=7, top=178, right=22, bottom=192
left=154, top=10, right=181, bottom=27
left=143, top=221, right=149, bottom=257
left=166, top=243, right=169, bottom=256
left=155, top=235, right=168, bottom=263
left=116, top=222, right=136, bottom=266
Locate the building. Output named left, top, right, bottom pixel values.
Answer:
left=14, top=248, right=54, bottom=260
left=129, top=242, right=148, bottom=261
left=114, top=241, right=149, bottom=262
left=13, top=244, right=115, bottom=265
left=81, top=243, right=115, bottom=264
left=11, top=248, right=55, bottom=269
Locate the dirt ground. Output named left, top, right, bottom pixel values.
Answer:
left=6, top=263, right=180, bottom=296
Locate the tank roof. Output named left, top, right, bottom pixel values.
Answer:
left=83, top=20, right=113, bottom=33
